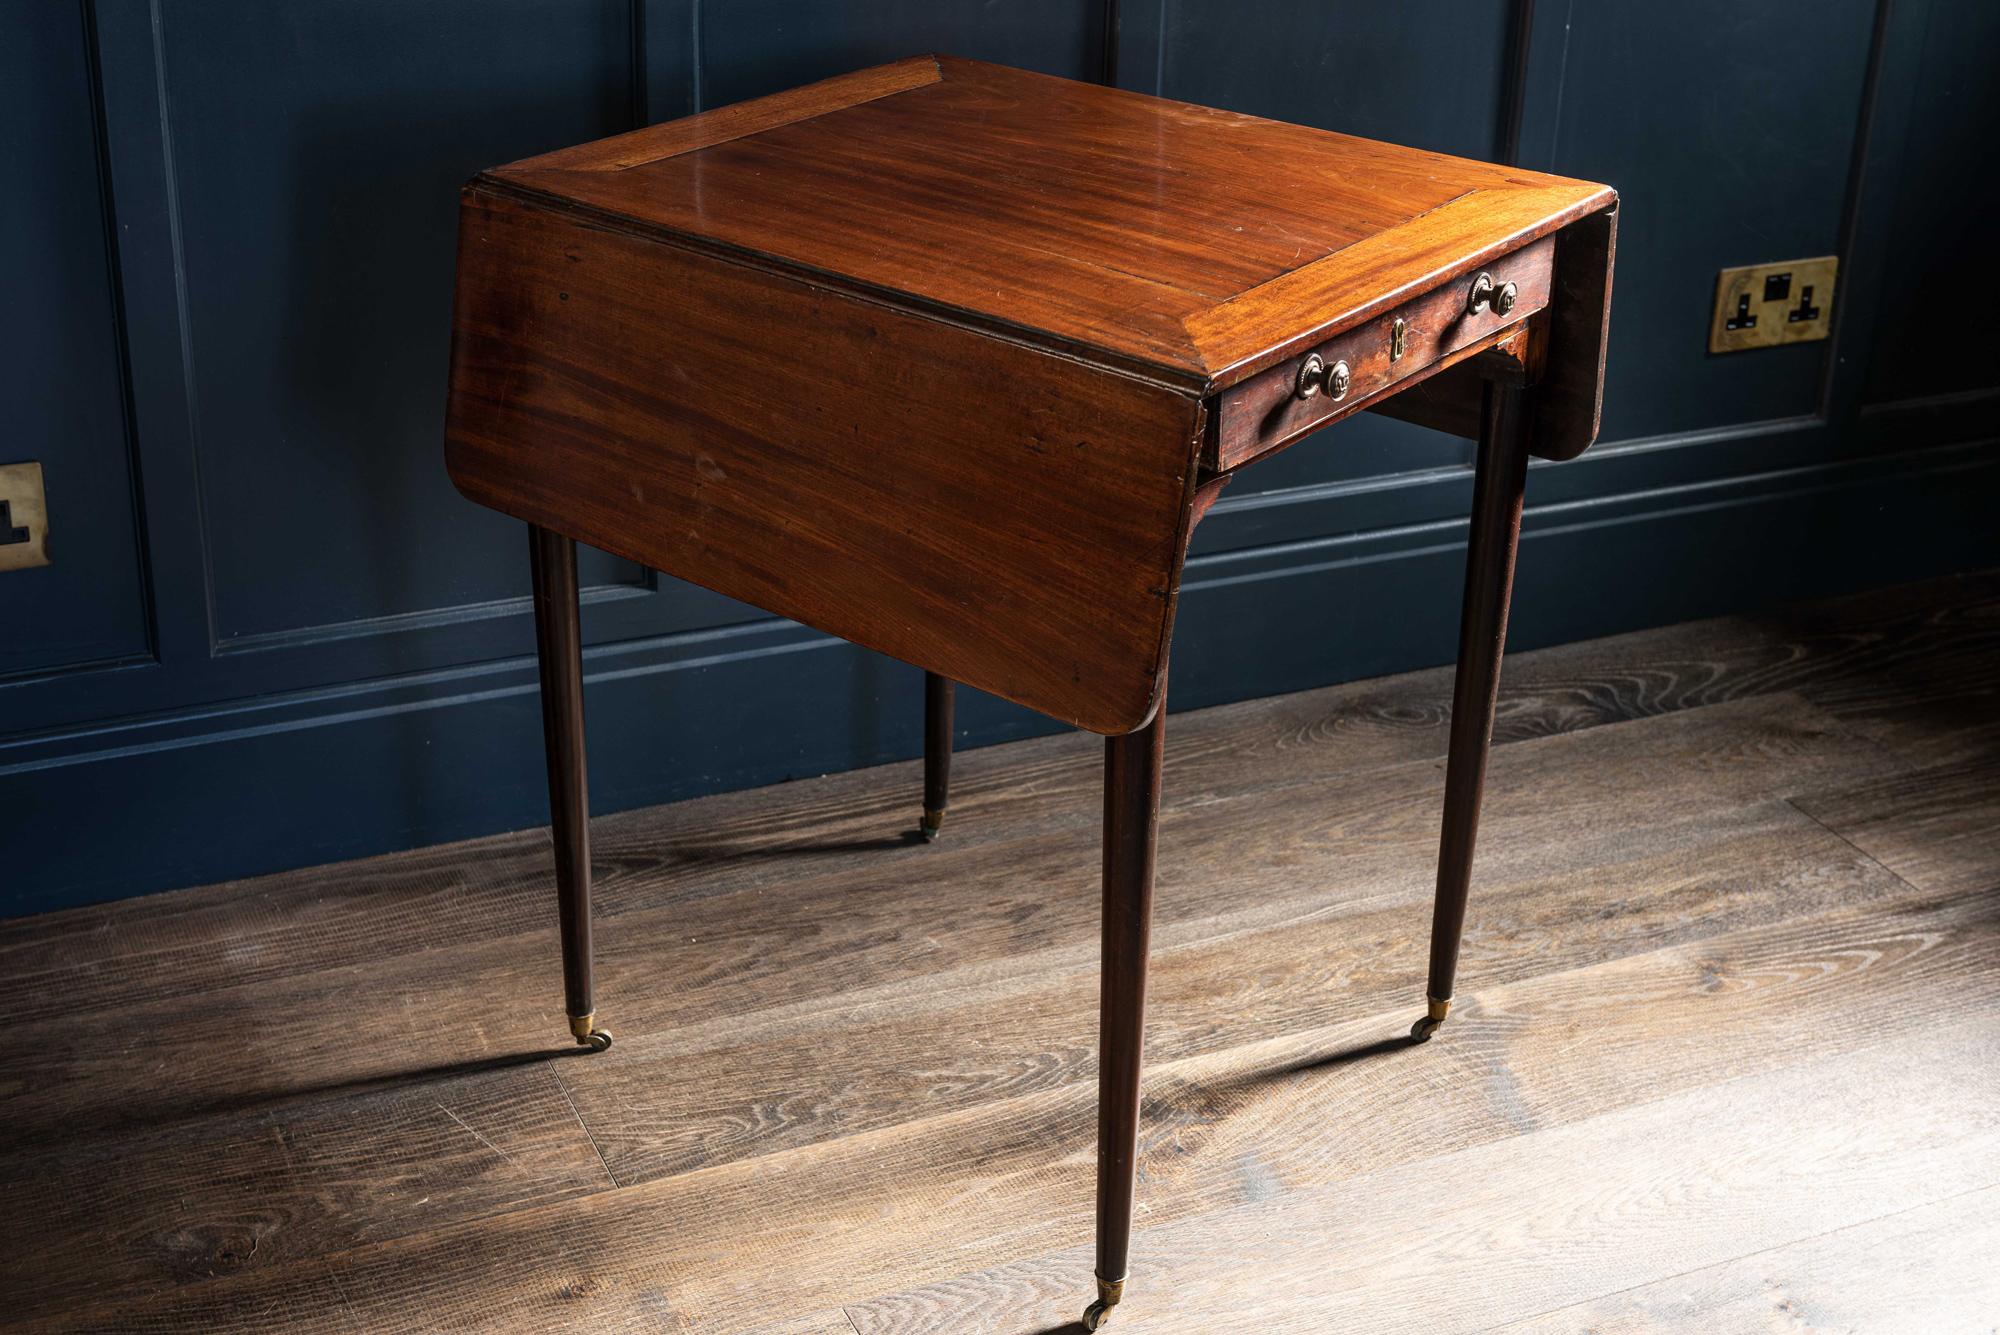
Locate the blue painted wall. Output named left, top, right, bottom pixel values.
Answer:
left=4, top=0, right=1996, bottom=916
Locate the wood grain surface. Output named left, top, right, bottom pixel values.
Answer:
left=488, top=56, right=1613, bottom=392
left=448, top=189, right=1204, bottom=735
left=447, top=56, right=1617, bottom=741
left=1491, top=1185, right=2000, bottom=1333
left=3, top=572, right=1995, bottom=1332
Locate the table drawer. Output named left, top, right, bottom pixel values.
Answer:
left=1206, top=235, right=1554, bottom=473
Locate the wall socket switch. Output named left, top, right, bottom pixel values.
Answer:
left=1709, top=255, right=1838, bottom=353
left=0, top=461, right=50, bottom=572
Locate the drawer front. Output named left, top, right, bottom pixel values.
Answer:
left=1208, top=235, right=1555, bottom=472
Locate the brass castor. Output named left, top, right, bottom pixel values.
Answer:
left=1081, top=1276, right=1123, bottom=1330
left=569, top=1013, right=614, bottom=1052
left=918, top=807, right=946, bottom=843
left=1408, top=994, right=1451, bottom=1043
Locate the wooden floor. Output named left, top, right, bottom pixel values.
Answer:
left=4, top=573, right=1999, bottom=1334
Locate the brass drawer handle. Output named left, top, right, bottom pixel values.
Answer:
left=1325, top=358, right=1351, bottom=400
left=1296, top=352, right=1325, bottom=399
left=1468, top=272, right=1495, bottom=313
left=1294, top=353, right=1353, bottom=401
left=1467, top=271, right=1518, bottom=317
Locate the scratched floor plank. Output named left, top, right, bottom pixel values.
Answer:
left=842, top=1016, right=2000, bottom=1334
left=1486, top=1183, right=2000, bottom=1335
left=0, top=1056, right=612, bottom=1327
left=2, top=572, right=1995, bottom=1333
left=27, top=873, right=1998, bottom=1334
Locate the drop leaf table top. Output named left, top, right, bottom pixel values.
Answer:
left=445, top=53, right=1616, bottom=735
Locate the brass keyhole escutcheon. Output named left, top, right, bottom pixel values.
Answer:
left=1390, top=318, right=1408, bottom=361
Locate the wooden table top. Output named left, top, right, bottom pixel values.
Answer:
left=446, top=57, right=1616, bottom=735
left=480, top=55, right=1613, bottom=394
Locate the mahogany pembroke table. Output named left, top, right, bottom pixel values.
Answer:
left=443, top=55, right=1616, bottom=1329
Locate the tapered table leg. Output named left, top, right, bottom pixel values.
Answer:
left=919, top=671, right=953, bottom=841
left=1085, top=679, right=1167, bottom=1330
left=528, top=524, right=611, bottom=1052
left=1411, top=382, right=1531, bottom=1043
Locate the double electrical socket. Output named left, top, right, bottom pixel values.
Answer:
left=0, top=461, right=49, bottom=572
left=1709, top=255, right=1838, bottom=354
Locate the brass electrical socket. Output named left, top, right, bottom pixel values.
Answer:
left=0, top=461, right=51, bottom=572
left=1709, top=256, right=1838, bottom=354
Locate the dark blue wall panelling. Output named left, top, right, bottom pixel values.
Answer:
left=0, top=3, right=149, bottom=676
left=1861, top=0, right=2000, bottom=405
left=1527, top=0, right=1878, bottom=442
left=701, top=0, right=1108, bottom=104
left=3, top=0, right=1996, bottom=916
left=160, top=2, right=645, bottom=644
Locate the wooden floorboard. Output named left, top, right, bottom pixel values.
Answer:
left=0, top=1059, right=612, bottom=1327
left=1488, top=1185, right=2000, bottom=1334
left=1793, top=750, right=2000, bottom=899
left=37, top=878, right=1996, bottom=1333
left=0, top=691, right=1884, bottom=1156
left=844, top=1016, right=2000, bottom=1334
left=2, top=572, right=1996, bottom=1333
